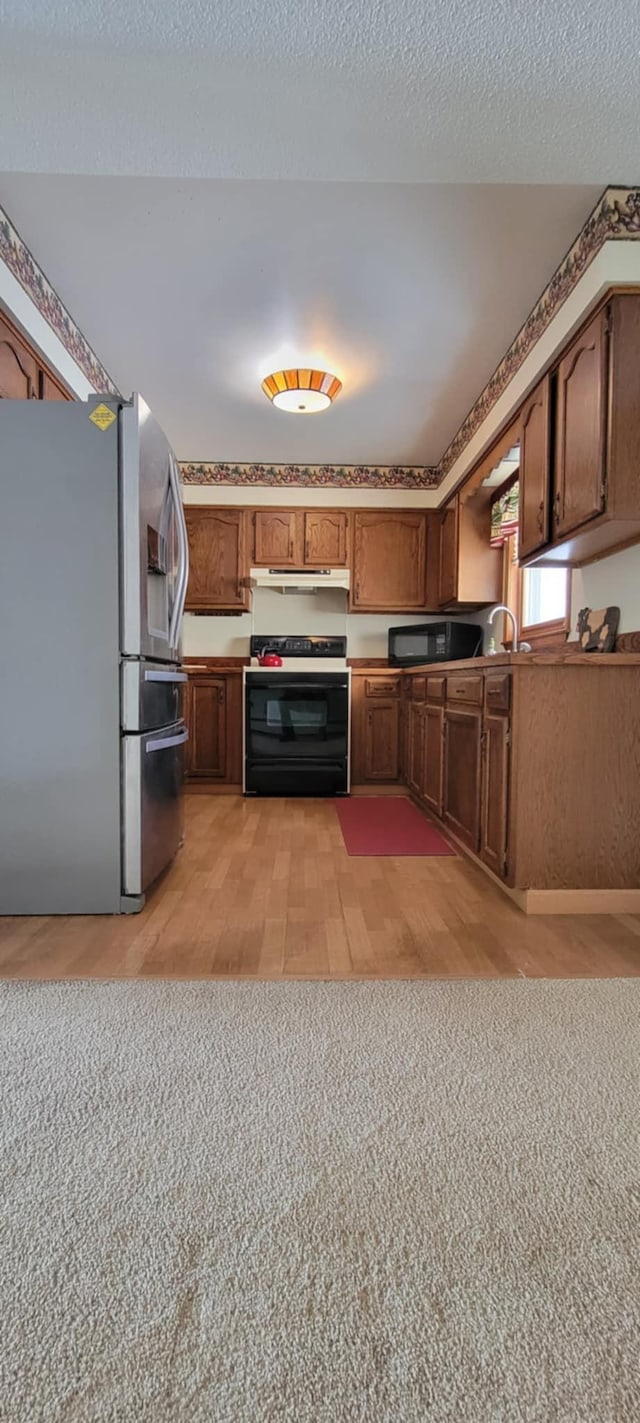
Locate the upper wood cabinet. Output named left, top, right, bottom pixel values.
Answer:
left=0, top=310, right=72, bottom=401
left=554, top=306, right=608, bottom=539
left=522, top=295, right=640, bottom=568
left=303, top=510, right=348, bottom=566
left=431, top=494, right=501, bottom=611
left=351, top=512, right=427, bottom=611
left=184, top=507, right=249, bottom=612
left=519, top=375, right=551, bottom=559
left=438, top=504, right=459, bottom=606
left=0, top=312, right=38, bottom=399
left=253, top=510, right=298, bottom=566
left=252, top=509, right=349, bottom=567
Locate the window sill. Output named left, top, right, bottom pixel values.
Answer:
left=521, top=617, right=570, bottom=651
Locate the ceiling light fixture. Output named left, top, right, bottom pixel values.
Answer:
left=261, top=368, right=342, bottom=414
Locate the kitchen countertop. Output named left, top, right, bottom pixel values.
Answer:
left=398, top=651, right=640, bottom=672
left=184, top=651, right=640, bottom=675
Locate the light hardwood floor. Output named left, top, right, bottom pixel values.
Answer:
left=1, top=794, right=639, bottom=980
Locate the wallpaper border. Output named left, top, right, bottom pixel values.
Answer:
left=0, top=205, right=119, bottom=395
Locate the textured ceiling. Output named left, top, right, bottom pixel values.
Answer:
left=0, top=175, right=600, bottom=464
left=0, top=1, right=639, bottom=183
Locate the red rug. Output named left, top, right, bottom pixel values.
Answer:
left=336, top=796, right=456, bottom=857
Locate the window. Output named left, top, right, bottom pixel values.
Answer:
left=522, top=567, right=569, bottom=628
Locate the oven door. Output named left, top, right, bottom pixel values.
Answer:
left=245, top=674, right=349, bottom=794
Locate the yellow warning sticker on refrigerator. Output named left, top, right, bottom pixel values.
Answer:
left=89, top=403, right=117, bottom=430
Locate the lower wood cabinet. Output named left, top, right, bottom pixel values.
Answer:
left=423, top=703, right=444, bottom=817
left=351, top=672, right=402, bottom=784
left=361, top=701, right=400, bottom=781
left=184, top=671, right=242, bottom=784
left=479, top=712, right=510, bottom=876
left=443, top=705, right=483, bottom=850
left=407, top=702, right=425, bottom=797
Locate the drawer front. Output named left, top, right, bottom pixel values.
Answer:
left=364, top=676, right=401, bottom=699
left=484, top=673, right=511, bottom=712
left=447, top=674, right=483, bottom=706
left=411, top=676, right=427, bottom=701
left=426, top=675, right=446, bottom=703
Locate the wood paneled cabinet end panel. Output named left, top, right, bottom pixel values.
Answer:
left=185, top=672, right=242, bottom=783
left=351, top=512, right=427, bottom=611
left=185, top=508, right=249, bottom=611
left=252, top=509, right=349, bottom=567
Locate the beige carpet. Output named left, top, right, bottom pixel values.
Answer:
left=1, top=981, right=639, bottom=1422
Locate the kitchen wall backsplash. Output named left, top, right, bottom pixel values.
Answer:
left=570, top=544, right=640, bottom=636
left=182, top=588, right=489, bottom=660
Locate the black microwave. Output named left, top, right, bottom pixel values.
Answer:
left=388, top=620, right=482, bottom=667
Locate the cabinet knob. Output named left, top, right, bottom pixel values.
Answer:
left=537, top=500, right=545, bottom=532
left=218, top=687, right=225, bottom=704
left=554, top=490, right=561, bottom=524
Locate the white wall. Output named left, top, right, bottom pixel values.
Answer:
left=182, top=589, right=460, bottom=660
left=571, top=544, right=640, bottom=635
left=182, top=484, right=438, bottom=509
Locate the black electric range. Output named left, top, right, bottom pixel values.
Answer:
left=244, top=636, right=350, bottom=796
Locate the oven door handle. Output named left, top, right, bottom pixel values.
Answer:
left=253, top=682, right=348, bottom=692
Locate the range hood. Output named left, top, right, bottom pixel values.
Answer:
left=249, top=567, right=350, bottom=593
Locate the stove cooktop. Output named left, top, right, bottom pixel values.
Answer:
left=249, top=634, right=347, bottom=663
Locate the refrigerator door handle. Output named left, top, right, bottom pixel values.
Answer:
left=168, top=453, right=189, bottom=653
left=144, top=669, right=188, bottom=683
left=145, top=726, right=189, bottom=753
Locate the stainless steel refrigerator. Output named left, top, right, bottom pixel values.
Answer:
left=0, top=393, right=189, bottom=914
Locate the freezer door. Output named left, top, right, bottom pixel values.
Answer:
left=122, top=721, right=188, bottom=896
left=121, top=660, right=187, bottom=732
left=120, top=395, right=189, bottom=663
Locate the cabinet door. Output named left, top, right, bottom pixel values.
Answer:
left=443, top=706, right=482, bottom=849
left=0, top=313, right=38, bottom=398
left=423, top=703, right=444, bottom=817
left=188, top=678, right=227, bottom=779
left=480, top=713, right=510, bottom=878
left=363, top=701, right=400, bottom=781
left=407, top=702, right=425, bottom=796
left=352, top=513, right=427, bottom=611
left=438, top=503, right=459, bottom=606
left=519, top=375, right=551, bottom=559
left=303, top=510, right=348, bottom=566
left=253, top=510, right=299, bottom=566
left=554, top=307, right=608, bottom=538
left=184, top=508, right=248, bottom=611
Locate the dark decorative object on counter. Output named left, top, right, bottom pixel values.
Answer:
left=576, top=606, right=620, bottom=652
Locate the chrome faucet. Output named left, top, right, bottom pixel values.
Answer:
left=487, top=604, right=531, bottom=653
